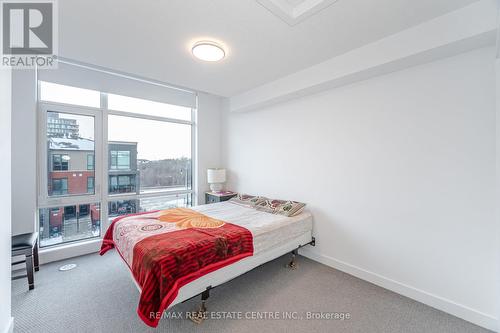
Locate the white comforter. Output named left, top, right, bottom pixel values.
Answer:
left=191, top=201, right=313, bottom=254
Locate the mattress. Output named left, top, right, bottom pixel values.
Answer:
left=191, top=201, right=313, bottom=255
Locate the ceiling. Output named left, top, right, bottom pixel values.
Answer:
left=58, top=0, right=479, bottom=97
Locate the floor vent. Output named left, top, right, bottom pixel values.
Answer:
left=59, top=264, right=77, bottom=271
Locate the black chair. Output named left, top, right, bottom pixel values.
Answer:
left=12, top=232, right=39, bottom=290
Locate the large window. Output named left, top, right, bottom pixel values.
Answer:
left=38, top=80, right=194, bottom=248
left=39, top=203, right=101, bottom=247
left=46, top=111, right=95, bottom=198
left=108, top=93, right=191, bottom=121
left=108, top=194, right=192, bottom=222
left=40, top=81, right=100, bottom=108
left=108, top=115, right=192, bottom=194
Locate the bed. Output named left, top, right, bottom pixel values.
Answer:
left=101, top=199, right=314, bottom=327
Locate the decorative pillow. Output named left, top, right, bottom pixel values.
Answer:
left=229, top=193, right=264, bottom=207
left=255, top=198, right=306, bottom=217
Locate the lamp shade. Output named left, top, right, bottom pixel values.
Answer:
left=207, top=168, right=226, bottom=183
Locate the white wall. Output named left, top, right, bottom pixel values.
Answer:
left=496, top=53, right=500, bottom=332
left=495, top=5, right=500, bottom=325
left=11, top=70, right=37, bottom=235
left=196, top=92, right=223, bottom=203
left=1, top=68, right=13, bottom=333
left=222, top=47, right=498, bottom=330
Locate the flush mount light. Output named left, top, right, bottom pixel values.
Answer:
left=192, top=41, right=225, bottom=62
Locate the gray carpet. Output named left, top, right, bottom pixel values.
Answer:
left=12, top=252, right=491, bottom=333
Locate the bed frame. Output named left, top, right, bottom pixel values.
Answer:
left=128, top=231, right=316, bottom=324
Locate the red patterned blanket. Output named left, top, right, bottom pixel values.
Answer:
left=100, top=208, right=254, bottom=327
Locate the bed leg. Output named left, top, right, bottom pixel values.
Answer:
left=286, top=249, right=298, bottom=270
left=190, top=288, right=210, bottom=324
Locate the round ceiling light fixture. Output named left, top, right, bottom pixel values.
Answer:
left=192, top=41, right=225, bottom=62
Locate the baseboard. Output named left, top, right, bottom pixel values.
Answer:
left=1, top=317, right=14, bottom=333
left=299, top=248, right=498, bottom=332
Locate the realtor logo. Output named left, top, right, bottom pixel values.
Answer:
left=1, top=0, right=57, bottom=68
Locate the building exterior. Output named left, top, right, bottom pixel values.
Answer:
left=108, top=141, right=140, bottom=195
left=48, top=137, right=95, bottom=196
left=108, top=141, right=140, bottom=219
left=47, top=112, right=79, bottom=138
left=41, top=134, right=139, bottom=241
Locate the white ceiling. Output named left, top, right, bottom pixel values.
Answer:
left=58, top=0, right=478, bottom=97
left=286, top=0, right=307, bottom=6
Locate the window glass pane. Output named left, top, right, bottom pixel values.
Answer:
left=108, top=115, right=191, bottom=195
left=87, top=154, right=94, bottom=170
left=109, top=176, right=136, bottom=194
left=47, top=111, right=95, bottom=196
left=117, top=151, right=130, bottom=169
left=51, top=178, right=68, bottom=195
left=139, top=194, right=192, bottom=211
left=108, top=194, right=192, bottom=223
left=87, top=177, right=94, bottom=193
left=40, top=81, right=100, bottom=108
left=108, top=93, right=191, bottom=121
left=39, top=203, right=101, bottom=247
left=110, top=150, right=130, bottom=170
left=52, top=154, right=69, bottom=171
left=108, top=199, right=138, bottom=221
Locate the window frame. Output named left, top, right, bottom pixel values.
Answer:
left=38, top=102, right=102, bottom=208
left=37, top=81, right=197, bottom=249
left=105, top=101, right=195, bottom=202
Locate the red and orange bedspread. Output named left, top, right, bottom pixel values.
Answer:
left=100, top=208, right=254, bottom=327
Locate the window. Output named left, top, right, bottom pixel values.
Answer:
left=108, top=194, right=191, bottom=222
left=51, top=178, right=68, bottom=195
left=87, top=177, right=94, bottom=193
left=46, top=111, right=96, bottom=198
left=38, top=78, right=194, bottom=248
left=108, top=199, right=138, bottom=219
left=110, top=150, right=130, bottom=170
left=52, top=154, right=69, bottom=171
left=108, top=115, right=192, bottom=194
left=39, top=203, right=100, bottom=247
left=40, top=81, right=100, bottom=108
left=87, top=154, right=94, bottom=170
left=108, top=93, right=191, bottom=121
left=139, top=194, right=192, bottom=211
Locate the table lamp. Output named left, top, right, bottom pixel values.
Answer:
left=207, top=168, right=226, bottom=193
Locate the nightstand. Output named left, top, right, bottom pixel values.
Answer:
left=205, top=191, right=237, bottom=204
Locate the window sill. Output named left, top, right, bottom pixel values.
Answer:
left=39, top=238, right=102, bottom=265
